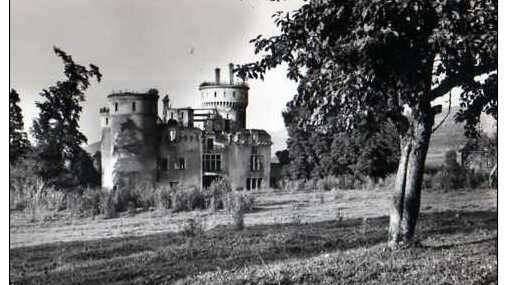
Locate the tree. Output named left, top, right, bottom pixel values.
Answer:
left=32, top=47, right=102, bottom=188
left=237, top=0, right=497, bottom=248
left=282, top=80, right=399, bottom=181
left=10, top=89, right=30, bottom=164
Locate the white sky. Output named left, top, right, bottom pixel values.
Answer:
left=10, top=0, right=304, bottom=150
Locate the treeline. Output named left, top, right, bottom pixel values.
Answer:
left=276, top=81, right=400, bottom=182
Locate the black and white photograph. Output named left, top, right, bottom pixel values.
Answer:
left=9, top=0, right=498, bottom=284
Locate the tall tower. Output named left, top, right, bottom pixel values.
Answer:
left=100, top=89, right=159, bottom=189
left=199, top=63, right=249, bottom=132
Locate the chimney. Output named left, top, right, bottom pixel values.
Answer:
left=229, top=63, right=234, bottom=85
left=215, top=68, right=220, bottom=84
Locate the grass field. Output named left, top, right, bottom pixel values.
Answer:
left=10, top=188, right=497, bottom=284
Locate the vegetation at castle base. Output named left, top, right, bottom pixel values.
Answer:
left=31, top=47, right=102, bottom=190
left=9, top=210, right=497, bottom=285
left=238, top=0, right=497, bottom=248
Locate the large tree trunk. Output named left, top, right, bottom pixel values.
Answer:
left=388, top=109, right=435, bottom=248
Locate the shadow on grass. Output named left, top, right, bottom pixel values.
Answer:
left=10, top=210, right=497, bottom=285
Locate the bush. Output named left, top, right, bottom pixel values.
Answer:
left=172, top=186, right=206, bottom=212
left=156, top=185, right=174, bottom=209
left=77, top=188, right=103, bottom=217
left=182, top=218, right=205, bottom=238
left=232, top=208, right=245, bottom=230
left=223, top=191, right=256, bottom=213
left=103, top=189, right=117, bottom=219
left=205, top=178, right=232, bottom=212
left=316, top=176, right=341, bottom=191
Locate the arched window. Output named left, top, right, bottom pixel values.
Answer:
left=114, top=103, right=118, bottom=112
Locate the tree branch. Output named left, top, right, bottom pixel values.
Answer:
left=432, top=93, right=451, bottom=133
left=430, top=66, right=496, bottom=101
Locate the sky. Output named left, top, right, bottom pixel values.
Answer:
left=10, top=0, right=304, bottom=151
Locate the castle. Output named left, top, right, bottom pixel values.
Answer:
left=98, top=64, right=272, bottom=191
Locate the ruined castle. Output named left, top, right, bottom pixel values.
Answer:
left=98, top=64, right=272, bottom=191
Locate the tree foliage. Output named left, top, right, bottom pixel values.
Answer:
left=9, top=89, right=30, bottom=164
left=238, top=0, right=497, bottom=247
left=237, top=0, right=497, bottom=135
left=31, top=47, right=102, bottom=188
left=282, top=88, right=400, bottom=181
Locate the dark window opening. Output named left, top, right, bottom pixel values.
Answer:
left=158, top=158, right=168, bottom=171
left=250, top=155, right=263, bottom=171
left=224, top=119, right=230, bottom=132
left=214, top=92, right=217, bottom=97
left=132, top=102, right=136, bottom=112
left=105, top=118, right=108, bottom=125
left=114, top=103, right=118, bottom=112
left=169, top=181, right=179, bottom=188
left=203, top=154, right=221, bottom=172
left=176, top=158, right=186, bottom=169
left=207, top=138, right=214, bottom=150
left=246, top=178, right=262, bottom=191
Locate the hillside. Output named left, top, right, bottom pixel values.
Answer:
left=427, top=107, right=496, bottom=166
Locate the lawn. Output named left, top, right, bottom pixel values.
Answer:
left=9, top=188, right=497, bottom=284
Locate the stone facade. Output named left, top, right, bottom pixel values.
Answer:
left=98, top=65, right=272, bottom=191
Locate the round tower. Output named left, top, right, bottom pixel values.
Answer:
left=199, top=63, right=249, bottom=132
left=102, top=89, right=159, bottom=189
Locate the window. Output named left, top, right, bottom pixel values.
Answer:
left=233, top=91, right=236, bottom=97
left=175, top=158, right=186, bottom=169
left=158, top=158, right=168, bottom=171
left=207, top=138, right=214, bottom=150
left=203, top=154, right=221, bottom=172
left=180, top=112, right=184, bottom=120
left=169, top=181, right=179, bottom=187
left=250, top=155, right=264, bottom=171
left=246, top=178, right=263, bottom=191
left=114, top=103, right=118, bottom=112
left=170, top=112, right=174, bottom=119
left=105, top=118, right=109, bottom=125
left=214, top=92, right=217, bottom=97
left=132, top=102, right=136, bottom=112
left=224, top=119, right=230, bottom=132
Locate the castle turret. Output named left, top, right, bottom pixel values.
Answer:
left=101, top=89, right=160, bottom=189
left=199, top=63, right=249, bottom=132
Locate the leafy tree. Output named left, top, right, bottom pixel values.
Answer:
left=238, top=0, right=497, bottom=247
left=31, top=47, right=101, bottom=188
left=9, top=89, right=30, bottom=164
left=282, top=81, right=399, bottom=181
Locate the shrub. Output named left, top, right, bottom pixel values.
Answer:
left=182, top=218, right=205, bottom=238
left=205, top=178, right=232, bottom=212
left=156, top=185, right=174, bottom=209
left=224, top=191, right=256, bottom=213
left=103, top=189, right=117, bottom=219
left=172, top=186, right=205, bottom=212
left=232, top=208, right=245, bottom=230
left=77, top=187, right=103, bottom=217
left=316, top=176, right=341, bottom=191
